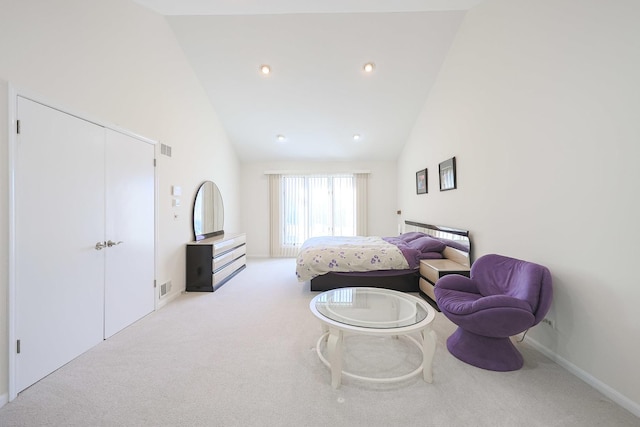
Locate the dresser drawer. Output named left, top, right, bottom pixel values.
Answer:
left=213, top=234, right=246, bottom=256
left=419, top=259, right=470, bottom=306
left=213, top=255, right=246, bottom=286
left=419, top=263, right=439, bottom=284
left=419, top=277, right=437, bottom=301
left=420, top=259, right=470, bottom=284
left=186, top=232, right=247, bottom=292
left=212, top=245, right=246, bottom=271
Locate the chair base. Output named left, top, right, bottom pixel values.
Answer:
left=446, top=328, right=524, bottom=371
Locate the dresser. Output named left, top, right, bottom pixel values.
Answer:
left=186, top=232, right=246, bottom=292
left=419, top=259, right=470, bottom=305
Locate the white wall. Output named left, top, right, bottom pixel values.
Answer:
left=0, top=79, right=8, bottom=405
left=0, top=0, right=240, bottom=401
left=398, top=0, right=640, bottom=414
left=241, top=160, right=398, bottom=257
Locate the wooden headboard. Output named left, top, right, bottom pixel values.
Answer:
left=403, top=220, right=472, bottom=267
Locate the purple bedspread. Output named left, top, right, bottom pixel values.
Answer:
left=383, top=237, right=443, bottom=269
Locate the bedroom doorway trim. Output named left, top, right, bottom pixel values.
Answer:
left=6, top=84, right=158, bottom=401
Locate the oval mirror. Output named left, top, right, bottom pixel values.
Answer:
left=193, top=181, right=224, bottom=241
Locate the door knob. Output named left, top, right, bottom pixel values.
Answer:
left=95, top=241, right=106, bottom=250
left=106, top=240, right=123, bottom=247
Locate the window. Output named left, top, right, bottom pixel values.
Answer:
left=269, top=173, right=368, bottom=257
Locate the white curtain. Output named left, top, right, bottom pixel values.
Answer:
left=355, top=173, right=368, bottom=236
left=269, top=173, right=368, bottom=257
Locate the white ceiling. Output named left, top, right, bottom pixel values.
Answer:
left=133, top=0, right=484, bottom=15
left=133, top=1, right=484, bottom=162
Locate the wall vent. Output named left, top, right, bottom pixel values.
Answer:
left=160, top=143, right=172, bottom=157
left=160, top=280, right=172, bottom=297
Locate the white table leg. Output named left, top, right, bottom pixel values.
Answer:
left=326, top=328, right=343, bottom=389
left=422, top=327, right=437, bottom=383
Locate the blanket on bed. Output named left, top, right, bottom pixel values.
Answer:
left=295, top=234, right=445, bottom=282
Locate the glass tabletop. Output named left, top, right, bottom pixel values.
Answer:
left=313, top=287, right=429, bottom=329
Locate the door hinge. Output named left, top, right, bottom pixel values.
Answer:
left=153, top=158, right=156, bottom=167
left=154, top=280, right=157, bottom=288
left=16, top=339, right=21, bottom=354
left=16, top=120, right=20, bottom=134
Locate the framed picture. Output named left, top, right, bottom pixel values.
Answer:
left=416, top=169, right=427, bottom=194
left=439, top=157, right=457, bottom=191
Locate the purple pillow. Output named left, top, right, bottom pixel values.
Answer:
left=417, top=252, right=444, bottom=260
left=398, top=232, right=425, bottom=242
left=407, top=236, right=446, bottom=253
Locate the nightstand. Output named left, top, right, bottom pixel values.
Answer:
left=419, top=259, right=471, bottom=308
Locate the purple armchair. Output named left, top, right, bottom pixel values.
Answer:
left=434, top=254, right=553, bottom=371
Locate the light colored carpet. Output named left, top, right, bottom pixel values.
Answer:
left=0, top=258, right=637, bottom=427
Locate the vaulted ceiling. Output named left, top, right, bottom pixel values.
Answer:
left=133, top=0, right=484, bottom=161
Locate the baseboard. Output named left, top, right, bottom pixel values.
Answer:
left=0, top=392, right=8, bottom=409
left=526, top=337, right=640, bottom=418
left=157, top=289, right=182, bottom=309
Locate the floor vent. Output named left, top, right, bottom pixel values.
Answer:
left=160, top=280, right=172, bottom=297
left=160, top=143, right=172, bottom=157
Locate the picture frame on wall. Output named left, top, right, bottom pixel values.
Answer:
left=439, top=157, right=457, bottom=191
left=416, top=169, right=427, bottom=194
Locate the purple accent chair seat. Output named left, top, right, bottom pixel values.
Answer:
left=434, top=254, right=553, bottom=371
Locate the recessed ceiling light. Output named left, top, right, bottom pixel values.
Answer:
left=276, top=134, right=286, bottom=142
left=353, top=134, right=361, bottom=141
left=363, top=62, right=375, bottom=73
left=260, top=64, right=271, bottom=75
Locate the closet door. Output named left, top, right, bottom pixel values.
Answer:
left=104, top=129, right=155, bottom=338
left=15, top=97, right=105, bottom=392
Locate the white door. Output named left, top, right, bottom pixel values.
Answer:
left=15, top=97, right=105, bottom=392
left=104, top=129, right=155, bottom=338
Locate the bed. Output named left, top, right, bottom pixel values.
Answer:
left=296, top=220, right=472, bottom=294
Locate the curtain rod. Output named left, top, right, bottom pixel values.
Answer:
left=264, top=170, right=371, bottom=175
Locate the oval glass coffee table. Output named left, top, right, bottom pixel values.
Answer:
left=309, top=287, right=437, bottom=389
